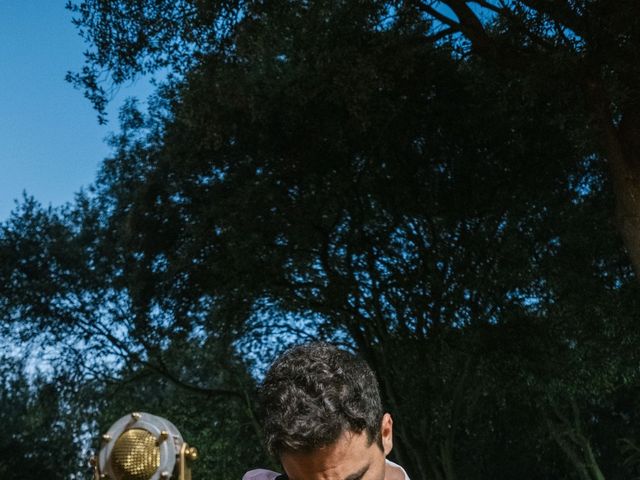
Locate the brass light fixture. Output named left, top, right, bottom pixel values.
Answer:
left=92, top=412, right=198, bottom=480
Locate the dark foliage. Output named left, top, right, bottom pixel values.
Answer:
left=1, top=1, right=640, bottom=479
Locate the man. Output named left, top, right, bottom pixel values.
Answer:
left=243, top=342, right=410, bottom=480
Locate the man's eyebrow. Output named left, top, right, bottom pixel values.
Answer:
left=344, top=464, right=370, bottom=480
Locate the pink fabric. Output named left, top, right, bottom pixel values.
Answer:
left=387, top=459, right=411, bottom=480
left=242, top=469, right=282, bottom=480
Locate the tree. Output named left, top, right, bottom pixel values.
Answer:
left=406, top=0, right=640, bottom=284
left=67, top=0, right=640, bottom=282
left=0, top=355, right=87, bottom=479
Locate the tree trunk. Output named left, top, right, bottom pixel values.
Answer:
left=607, top=124, right=640, bottom=281
left=586, top=79, right=640, bottom=281
left=584, top=441, right=606, bottom=480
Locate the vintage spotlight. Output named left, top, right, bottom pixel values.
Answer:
left=91, top=412, right=198, bottom=480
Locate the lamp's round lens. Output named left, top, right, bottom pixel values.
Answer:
left=111, top=428, right=161, bottom=480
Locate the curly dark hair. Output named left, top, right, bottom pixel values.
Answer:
left=259, top=342, right=384, bottom=458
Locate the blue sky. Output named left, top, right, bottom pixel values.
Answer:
left=0, top=1, right=151, bottom=220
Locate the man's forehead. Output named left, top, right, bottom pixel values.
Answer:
left=280, top=430, right=376, bottom=480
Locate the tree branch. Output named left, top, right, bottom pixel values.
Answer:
left=415, top=2, right=463, bottom=31
left=440, top=0, right=494, bottom=52
left=469, top=0, right=505, bottom=15
left=517, top=0, right=586, bottom=38
left=425, top=27, right=459, bottom=43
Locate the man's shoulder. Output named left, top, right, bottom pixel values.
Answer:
left=242, top=469, right=285, bottom=480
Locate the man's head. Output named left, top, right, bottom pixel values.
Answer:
left=260, top=342, right=394, bottom=480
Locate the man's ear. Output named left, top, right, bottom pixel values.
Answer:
left=380, top=413, right=393, bottom=455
